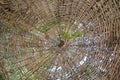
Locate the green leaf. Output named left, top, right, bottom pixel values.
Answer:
left=76, top=32, right=83, bottom=37
left=13, top=72, right=19, bottom=80
left=63, top=32, right=69, bottom=39
left=69, top=33, right=75, bottom=39
left=62, top=32, right=76, bottom=40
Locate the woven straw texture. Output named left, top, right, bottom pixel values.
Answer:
left=0, top=0, right=120, bottom=80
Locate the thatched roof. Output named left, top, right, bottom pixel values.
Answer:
left=0, top=0, right=120, bottom=80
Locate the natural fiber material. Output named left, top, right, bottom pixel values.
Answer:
left=0, top=0, right=120, bottom=80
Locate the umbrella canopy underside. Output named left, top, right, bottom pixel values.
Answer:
left=0, top=0, right=120, bottom=80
